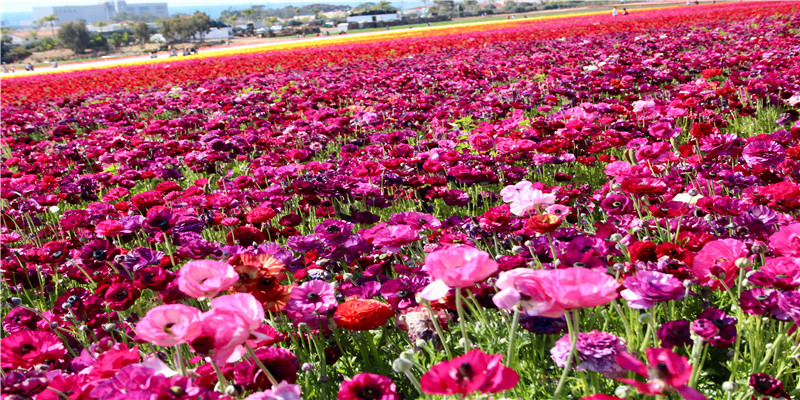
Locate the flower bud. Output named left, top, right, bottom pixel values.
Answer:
left=609, top=233, right=623, bottom=242
left=224, top=384, right=244, bottom=397
left=318, top=375, right=331, bottom=383
left=639, top=313, right=654, bottom=324
left=615, top=385, right=633, bottom=398
left=392, top=357, right=413, bottom=373
left=735, top=257, right=752, bottom=269
left=512, top=246, right=524, bottom=254
left=722, top=381, right=738, bottom=392
left=301, top=362, right=314, bottom=372
left=751, top=242, right=769, bottom=255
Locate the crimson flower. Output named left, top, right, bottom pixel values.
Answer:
left=420, top=349, right=519, bottom=396
left=0, top=331, right=67, bottom=369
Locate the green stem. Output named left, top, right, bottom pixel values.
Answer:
left=506, top=309, right=520, bottom=369
left=424, top=300, right=453, bottom=359
left=210, top=359, right=230, bottom=392
left=554, top=310, right=580, bottom=399
left=455, top=288, right=472, bottom=352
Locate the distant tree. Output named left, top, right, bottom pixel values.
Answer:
left=89, top=33, right=108, bottom=52
left=39, top=14, right=58, bottom=38
left=132, top=21, right=151, bottom=45
left=191, top=12, right=212, bottom=42
left=242, top=8, right=255, bottom=23
left=58, top=20, right=91, bottom=54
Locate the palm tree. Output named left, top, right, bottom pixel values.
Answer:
left=39, top=14, right=58, bottom=38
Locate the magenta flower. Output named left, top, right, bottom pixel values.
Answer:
left=243, top=381, right=302, bottom=400
left=338, top=373, right=400, bottom=400
left=0, top=331, right=66, bottom=369
left=135, top=304, right=202, bottom=346
left=420, top=246, right=498, bottom=301
left=768, top=222, right=800, bottom=257
left=420, top=349, right=519, bottom=396
left=617, top=347, right=708, bottom=400
left=193, top=307, right=253, bottom=364
left=177, top=259, right=239, bottom=299
left=692, top=239, right=748, bottom=291
left=620, top=270, right=685, bottom=309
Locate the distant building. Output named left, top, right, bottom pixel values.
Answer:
left=32, top=0, right=167, bottom=25
left=346, top=13, right=401, bottom=23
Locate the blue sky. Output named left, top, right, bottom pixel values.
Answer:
left=3, top=0, right=336, bottom=13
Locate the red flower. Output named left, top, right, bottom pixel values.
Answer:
left=629, top=241, right=658, bottom=263
left=246, top=207, right=277, bottom=224
left=226, top=226, right=265, bottom=247
left=334, top=298, right=396, bottom=331
left=130, top=190, right=164, bottom=210
left=420, top=349, right=519, bottom=396
left=526, top=214, right=563, bottom=234
left=689, top=122, right=715, bottom=139
left=700, top=68, right=722, bottom=79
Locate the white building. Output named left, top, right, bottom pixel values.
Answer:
left=32, top=1, right=168, bottom=25
left=346, top=13, right=401, bottom=23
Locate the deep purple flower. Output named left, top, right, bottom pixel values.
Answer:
left=600, top=195, right=634, bottom=215
left=379, top=276, right=427, bottom=310
left=233, top=347, right=299, bottom=390
left=750, top=373, right=789, bottom=399
left=315, top=219, right=355, bottom=246
left=658, top=320, right=692, bottom=349
left=1, top=370, right=49, bottom=398
left=777, top=290, right=800, bottom=325
left=519, top=315, right=567, bottom=335
left=620, top=270, right=685, bottom=309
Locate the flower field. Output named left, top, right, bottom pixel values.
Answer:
left=2, top=2, right=800, bottom=400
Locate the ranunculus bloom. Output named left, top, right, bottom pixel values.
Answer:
left=334, top=298, right=396, bottom=331
left=177, top=260, right=239, bottom=298
left=768, top=222, right=800, bottom=257
left=617, top=347, right=708, bottom=400
left=493, top=268, right=563, bottom=317
left=135, top=304, right=202, bottom=346
left=691, top=239, right=748, bottom=291
left=620, top=270, right=685, bottom=309
left=420, top=349, right=519, bottom=396
left=527, top=213, right=563, bottom=234
left=0, top=331, right=66, bottom=369
left=750, top=373, right=789, bottom=399
left=420, top=246, right=498, bottom=301
left=192, top=307, right=252, bottom=364
left=550, top=330, right=628, bottom=378
left=539, top=267, right=620, bottom=313
left=338, top=373, right=400, bottom=400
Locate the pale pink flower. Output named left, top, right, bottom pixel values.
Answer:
left=177, top=260, right=239, bottom=299
left=769, top=222, right=800, bottom=257
left=493, top=269, right=564, bottom=317
left=505, top=184, right=557, bottom=216
left=538, top=268, right=620, bottom=314
left=210, top=293, right=265, bottom=331
left=692, top=239, right=748, bottom=291
left=135, top=304, right=202, bottom=346
left=421, top=246, right=498, bottom=301
left=500, top=180, right=533, bottom=203
left=243, top=381, right=302, bottom=400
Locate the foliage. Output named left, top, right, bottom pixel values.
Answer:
left=57, top=20, right=91, bottom=54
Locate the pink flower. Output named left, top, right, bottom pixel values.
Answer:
left=692, top=239, right=748, bottom=291
left=210, top=293, right=265, bottom=331
left=420, top=349, right=519, bottom=396
left=420, top=246, right=498, bottom=301
left=177, top=259, right=239, bottom=298
left=0, top=331, right=66, bottom=369
left=135, top=304, right=202, bottom=346
left=769, top=222, right=800, bottom=257
left=192, top=307, right=252, bottom=364
left=493, top=268, right=564, bottom=317
left=338, top=373, right=399, bottom=400
left=539, top=267, right=620, bottom=313
left=616, top=348, right=708, bottom=400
